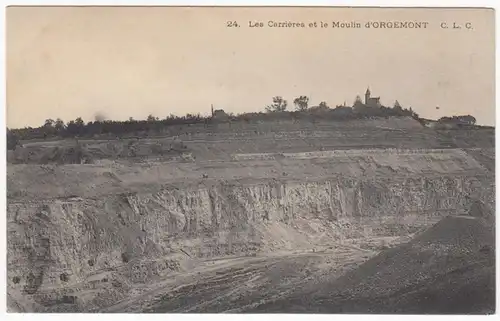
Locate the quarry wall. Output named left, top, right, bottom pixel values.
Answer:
left=7, top=150, right=493, bottom=312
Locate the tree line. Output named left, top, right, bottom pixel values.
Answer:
left=8, top=94, right=463, bottom=150
left=264, top=95, right=419, bottom=118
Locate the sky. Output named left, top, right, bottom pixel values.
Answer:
left=6, top=6, right=495, bottom=128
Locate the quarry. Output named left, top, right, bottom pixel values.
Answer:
left=6, top=116, right=495, bottom=313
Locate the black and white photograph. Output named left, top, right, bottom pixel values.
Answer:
left=5, top=5, right=496, bottom=315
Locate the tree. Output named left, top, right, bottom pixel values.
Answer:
left=75, top=117, right=84, bottom=127
left=44, top=119, right=55, bottom=127
left=408, top=107, right=419, bottom=120
left=265, top=96, right=288, bottom=113
left=65, top=120, right=78, bottom=137
left=293, top=96, right=310, bottom=111
left=393, top=100, right=403, bottom=111
left=65, top=117, right=85, bottom=137
left=318, top=101, right=329, bottom=109
left=147, top=114, right=158, bottom=122
left=42, top=119, right=56, bottom=137
left=54, top=118, right=65, bottom=132
left=353, top=95, right=364, bottom=110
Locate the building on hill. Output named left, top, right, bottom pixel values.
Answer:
left=365, top=87, right=381, bottom=107
left=211, top=106, right=229, bottom=121
left=353, top=87, right=382, bottom=112
left=438, top=115, right=476, bottom=126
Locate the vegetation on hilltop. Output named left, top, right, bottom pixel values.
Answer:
left=6, top=95, right=479, bottom=150
left=438, top=115, right=476, bottom=125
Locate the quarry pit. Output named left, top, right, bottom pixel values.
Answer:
left=6, top=117, right=495, bottom=313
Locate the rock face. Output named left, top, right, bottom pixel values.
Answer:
left=7, top=160, right=493, bottom=311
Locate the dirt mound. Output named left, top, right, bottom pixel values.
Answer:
left=248, top=215, right=495, bottom=314
left=308, top=215, right=495, bottom=314
left=411, top=215, right=493, bottom=248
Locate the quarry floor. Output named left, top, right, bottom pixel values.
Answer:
left=101, top=242, right=379, bottom=313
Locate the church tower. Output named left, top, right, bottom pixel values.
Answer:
left=365, top=87, right=371, bottom=105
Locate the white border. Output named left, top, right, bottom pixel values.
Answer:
left=1, top=1, right=499, bottom=6
left=1, top=1, right=498, bottom=321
